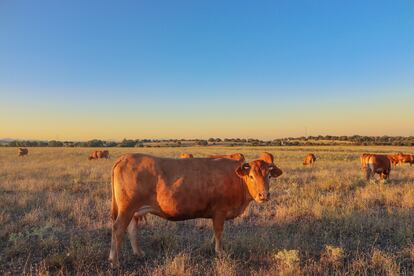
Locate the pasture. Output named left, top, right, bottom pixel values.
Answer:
left=1, top=146, right=414, bottom=275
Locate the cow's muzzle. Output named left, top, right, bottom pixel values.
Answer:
left=257, top=192, right=270, bottom=202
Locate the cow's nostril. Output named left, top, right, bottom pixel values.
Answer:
left=259, top=192, right=269, bottom=200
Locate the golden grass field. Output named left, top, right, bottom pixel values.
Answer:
left=1, top=146, right=414, bottom=275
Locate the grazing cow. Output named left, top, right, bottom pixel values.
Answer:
left=208, top=153, right=245, bottom=162
left=18, top=148, right=28, bottom=157
left=396, top=153, right=414, bottom=166
left=386, top=154, right=399, bottom=168
left=179, top=153, right=194, bottom=159
left=98, top=150, right=110, bottom=159
left=303, top=153, right=316, bottom=166
left=109, top=153, right=283, bottom=267
left=89, top=151, right=99, bottom=160
left=89, top=150, right=110, bottom=160
left=365, top=154, right=392, bottom=181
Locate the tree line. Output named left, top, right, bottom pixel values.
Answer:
left=2, top=135, right=414, bottom=147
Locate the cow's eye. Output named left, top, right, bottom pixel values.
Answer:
left=249, top=175, right=254, bottom=179
left=268, top=174, right=272, bottom=179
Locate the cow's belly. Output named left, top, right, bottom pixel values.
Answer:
left=156, top=194, right=214, bottom=220
left=374, top=167, right=386, bottom=173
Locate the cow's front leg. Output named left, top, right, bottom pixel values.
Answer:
left=212, top=214, right=225, bottom=255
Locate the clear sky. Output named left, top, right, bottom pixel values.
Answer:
left=1, top=0, right=413, bottom=140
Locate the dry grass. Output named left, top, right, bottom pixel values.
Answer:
left=1, top=146, right=414, bottom=275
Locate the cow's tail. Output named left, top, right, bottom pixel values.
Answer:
left=111, top=157, right=124, bottom=222
left=111, top=165, right=118, bottom=222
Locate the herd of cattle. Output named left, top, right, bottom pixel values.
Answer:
left=17, top=148, right=414, bottom=182
left=361, top=152, right=414, bottom=180
left=15, top=147, right=414, bottom=267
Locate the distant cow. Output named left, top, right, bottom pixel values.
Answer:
left=303, top=153, right=316, bottom=166
left=98, top=150, right=110, bottom=159
left=360, top=153, right=372, bottom=169
left=365, top=154, right=392, bottom=181
left=18, top=148, right=28, bottom=157
left=208, top=153, right=245, bottom=163
left=179, top=153, right=194, bottom=159
left=386, top=154, right=400, bottom=168
left=89, top=150, right=110, bottom=160
left=396, top=153, right=414, bottom=166
left=108, top=153, right=283, bottom=267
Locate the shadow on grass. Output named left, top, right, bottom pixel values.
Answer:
left=2, top=198, right=414, bottom=274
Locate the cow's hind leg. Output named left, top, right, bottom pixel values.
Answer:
left=365, top=165, right=373, bottom=181
left=109, top=211, right=132, bottom=268
left=127, top=218, right=145, bottom=257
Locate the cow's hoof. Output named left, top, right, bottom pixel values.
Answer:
left=135, top=249, right=145, bottom=258
left=109, top=258, right=119, bottom=269
left=215, top=249, right=224, bottom=257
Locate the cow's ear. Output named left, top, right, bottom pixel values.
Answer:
left=269, top=165, right=283, bottom=178
left=260, top=152, right=274, bottom=164
left=236, top=163, right=250, bottom=177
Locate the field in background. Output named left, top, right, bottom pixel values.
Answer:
left=1, top=146, right=414, bottom=274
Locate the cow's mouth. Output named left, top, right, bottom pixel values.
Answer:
left=256, top=198, right=269, bottom=203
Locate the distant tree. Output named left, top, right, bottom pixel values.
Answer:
left=105, top=141, right=118, bottom=147
left=196, top=140, right=208, bottom=146
left=86, top=139, right=104, bottom=147
left=8, top=140, right=18, bottom=147
left=48, top=140, right=63, bottom=147
left=119, top=139, right=136, bottom=147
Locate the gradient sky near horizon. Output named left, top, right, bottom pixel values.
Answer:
left=1, top=0, right=414, bottom=140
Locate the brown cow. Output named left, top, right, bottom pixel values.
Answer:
left=89, top=151, right=99, bottom=160
left=98, top=150, right=110, bottom=159
left=18, top=148, right=28, bottom=157
left=386, top=154, right=399, bottom=168
left=208, top=153, right=245, bottom=162
left=89, top=150, right=110, bottom=160
left=396, top=153, right=414, bottom=166
left=366, top=154, right=392, bottom=181
left=109, top=153, right=283, bottom=267
left=179, top=153, right=194, bottom=159
left=303, top=153, right=316, bottom=166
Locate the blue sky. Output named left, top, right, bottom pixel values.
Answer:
left=1, top=0, right=413, bottom=140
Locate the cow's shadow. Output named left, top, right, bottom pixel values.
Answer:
left=5, top=190, right=414, bottom=274
left=114, top=205, right=414, bottom=273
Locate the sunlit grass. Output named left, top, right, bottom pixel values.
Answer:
left=1, top=146, right=414, bottom=274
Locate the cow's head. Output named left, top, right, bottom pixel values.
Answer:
left=235, top=153, right=282, bottom=203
